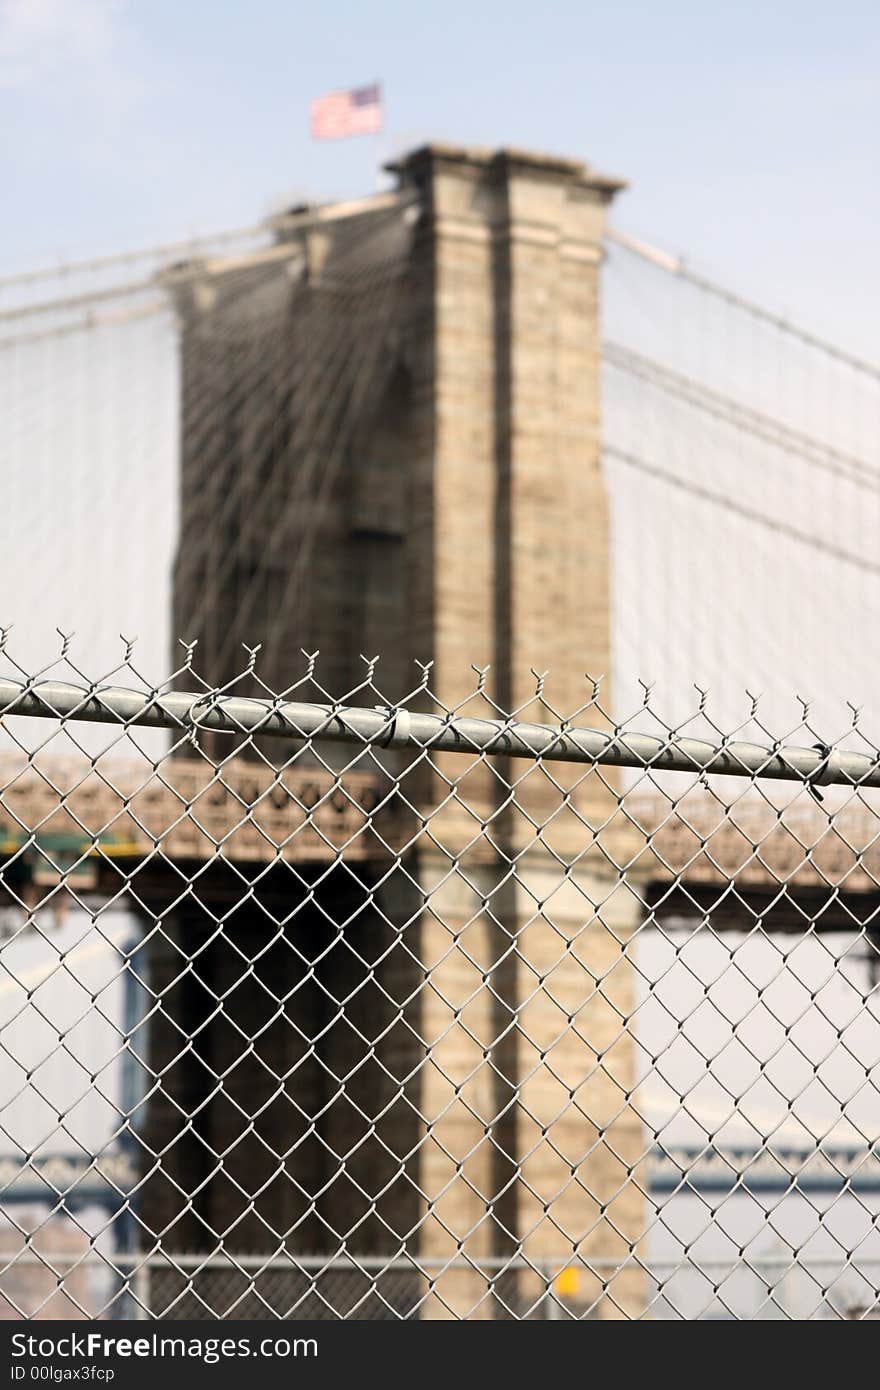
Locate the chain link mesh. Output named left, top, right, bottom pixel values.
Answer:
left=0, top=639, right=879, bottom=1320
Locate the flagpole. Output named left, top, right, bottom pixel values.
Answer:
left=376, top=80, right=389, bottom=189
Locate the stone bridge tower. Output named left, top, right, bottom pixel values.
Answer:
left=152, top=146, right=644, bottom=1318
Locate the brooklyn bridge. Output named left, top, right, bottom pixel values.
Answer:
left=1, top=143, right=879, bottom=1320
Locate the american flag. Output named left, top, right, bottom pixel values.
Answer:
left=310, top=84, right=383, bottom=141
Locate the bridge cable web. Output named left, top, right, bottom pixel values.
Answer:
left=602, top=226, right=880, bottom=757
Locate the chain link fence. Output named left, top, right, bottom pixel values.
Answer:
left=0, top=640, right=879, bottom=1320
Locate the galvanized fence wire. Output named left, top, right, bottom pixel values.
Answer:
left=0, top=639, right=879, bottom=1320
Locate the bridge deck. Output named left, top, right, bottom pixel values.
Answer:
left=0, top=757, right=877, bottom=913
left=0, top=756, right=378, bottom=893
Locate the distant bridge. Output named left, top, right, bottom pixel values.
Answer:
left=650, top=1145, right=880, bottom=1194
left=3, top=1143, right=877, bottom=1209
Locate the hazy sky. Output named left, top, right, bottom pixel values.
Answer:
left=1, top=0, right=878, bottom=355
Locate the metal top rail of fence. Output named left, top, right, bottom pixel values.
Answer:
left=0, top=676, right=876, bottom=788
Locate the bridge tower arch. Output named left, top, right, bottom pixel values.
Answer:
left=154, top=145, right=645, bottom=1319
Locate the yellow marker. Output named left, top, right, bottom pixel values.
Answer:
left=554, top=1266, right=580, bottom=1299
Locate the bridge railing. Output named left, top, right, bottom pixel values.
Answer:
left=0, top=643, right=879, bottom=1321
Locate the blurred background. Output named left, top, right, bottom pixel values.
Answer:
left=0, top=0, right=878, bottom=1320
